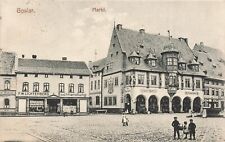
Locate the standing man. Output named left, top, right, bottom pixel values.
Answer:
left=188, top=119, right=196, bottom=140
left=172, top=117, right=180, bottom=140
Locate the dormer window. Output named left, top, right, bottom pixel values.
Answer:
left=166, top=57, right=177, bottom=66
left=191, top=65, right=199, bottom=72
left=178, top=63, right=186, bottom=70
left=128, top=51, right=141, bottom=65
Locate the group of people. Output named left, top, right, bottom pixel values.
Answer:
left=172, top=117, right=196, bottom=140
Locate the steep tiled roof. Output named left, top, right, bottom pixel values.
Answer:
left=193, top=44, right=225, bottom=80
left=0, top=51, right=16, bottom=74
left=17, top=58, right=91, bottom=75
left=89, top=58, right=106, bottom=72
left=116, top=28, right=194, bottom=62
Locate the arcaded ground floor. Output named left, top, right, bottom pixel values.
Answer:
left=0, top=113, right=224, bottom=142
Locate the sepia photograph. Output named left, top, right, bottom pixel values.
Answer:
left=0, top=0, right=225, bottom=141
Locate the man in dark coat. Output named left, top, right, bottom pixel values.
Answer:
left=172, top=117, right=180, bottom=139
left=188, top=119, right=196, bottom=140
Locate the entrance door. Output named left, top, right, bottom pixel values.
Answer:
left=172, top=96, right=181, bottom=113
left=136, top=95, right=146, bottom=113
left=124, top=94, right=131, bottom=113
left=183, top=97, right=191, bottom=112
left=47, top=99, right=60, bottom=113
left=80, top=100, right=87, bottom=113
left=18, top=99, right=27, bottom=113
left=193, top=97, right=201, bottom=112
left=149, top=95, right=158, bottom=113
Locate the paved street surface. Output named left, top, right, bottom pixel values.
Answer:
left=0, top=113, right=225, bottom=142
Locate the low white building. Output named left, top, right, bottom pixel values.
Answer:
left=16, top=56, right=91, bottom=115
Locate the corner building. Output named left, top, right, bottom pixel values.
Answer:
left=16, top=57, right=91, bottom=115
left=89, top=24, right=205, bottom=113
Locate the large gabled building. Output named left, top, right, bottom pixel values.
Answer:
left=193, top=43, right=225, bottom=111
left=89, top=24, right=205, bottom=113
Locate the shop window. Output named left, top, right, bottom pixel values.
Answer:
left=79, top=76, right=83, bottom=79
left=70, top=75, right=73, bottom=79
left=96, top=96, right=100, bottom=105
left=35, top=74, right=38, bottom=77
left=196, top=80, right=201, bottom=88
left=69, top=83, right=74, bottom=93
left=222, top=90, right=224, bottom=96
left=104, top=96, right=117, bottom=106
left=43, top=83, right=49, bottom=92
left=4, top=80, right=10, bottom=90
left=22, top=82, right=29, bottom=92
left=109, top=97, right=112, bottom=105
left=185, top=79, right=190, bottom=88
left=151, top=75, right=157, bottom=85
left=4, top=98, right=9, bottom=108
left=138, top=74, right=145, bottom=85
left=104, top=97, right=107, bottom=106
left=59, top=83, right=65, bottom=93
left=24, top=74, right=28, bottom=77
left=115, top=77, right=119, bottom=86
left=29, top=99, right=44, bottom=112
left=33, top=82, right=39, bottom=92
left=78, top=84, right=84, bottom=93
left=113, top=96, right=117, bottom=105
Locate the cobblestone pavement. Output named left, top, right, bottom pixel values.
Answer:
left=0, top=113, right=224, bottom=142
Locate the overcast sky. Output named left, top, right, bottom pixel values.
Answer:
left=0, top=0, right=225, bottom=62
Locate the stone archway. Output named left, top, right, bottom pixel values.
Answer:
left=183, top=97, right=191, bottom=112
left=136, top=95, right=146, bottom=113
left=124, top=94, right=131, bottom=113
left=172, top=96, right=181, bottom=113
left=160, top=96, right=169, bottom=113
left=193, top=97, right=201, bottom=113
left=148, top=95, right=158, bottom=113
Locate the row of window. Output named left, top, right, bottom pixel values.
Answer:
left=22, top=82, right=84, bottom=93
left=90, top=80, right=101, bottom=90
left=205, top=80, right=225, bottom=86
left=104, top=96, right=117, bottom=106
left=23, top=74, right=83, bottom=79
left=89, top=96, right=100, bottom=106
left=204, top=88, right=224, bottom=96
left=104, top=77, right=119, bottom=88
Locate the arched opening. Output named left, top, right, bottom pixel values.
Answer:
left=148, top=95, right=158, bottom=113
left=183, top=97, right=191, bottom=112
left=160, top=96, right=169, bottom=113
left=172, top=96, right=181, bottom=113
left=193, top=97, right=201, bottom=113
left=136, top=95, right=146, bottom=113
left=124, top=94, right=131, bottom=113
left=4, top=98, right=10, bottom=108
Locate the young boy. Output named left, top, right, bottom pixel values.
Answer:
left=183, top=121, right=189, bottom=139
left=188, top=119, right=196, bottom=140
left=172, top=117, right=180, bottom=140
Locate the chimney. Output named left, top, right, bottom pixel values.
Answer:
left=22, top=54, right=25, bottom=58
left=32, top=55, right=37, bottom=59
left=200, top=42, right=204, bottom=46
left=62, top=57, right=67, bottom=61
left=116, top=24, right=122, bottom=30
left=139, top=29, right=145, bottom=34
left=178, top=37, right=188, bottom=45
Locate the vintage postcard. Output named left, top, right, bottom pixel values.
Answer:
left=0, top=0, right=225, bottom=141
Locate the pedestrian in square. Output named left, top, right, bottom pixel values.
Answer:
left=183, top=121, right=189, bottom=139
left=188, top=119, right=196, bottom=140
left=122, top=113, right=129, bottom=126
left=172, top=117, right=180, bottom=140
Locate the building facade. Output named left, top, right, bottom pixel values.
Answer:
left=193, top=43, right=225, bottom=111
left=0, top=50, right=17, bottom=115
left=89, top=24, right=205, bottom=113
left=15, top=56, right=91, bottom=115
